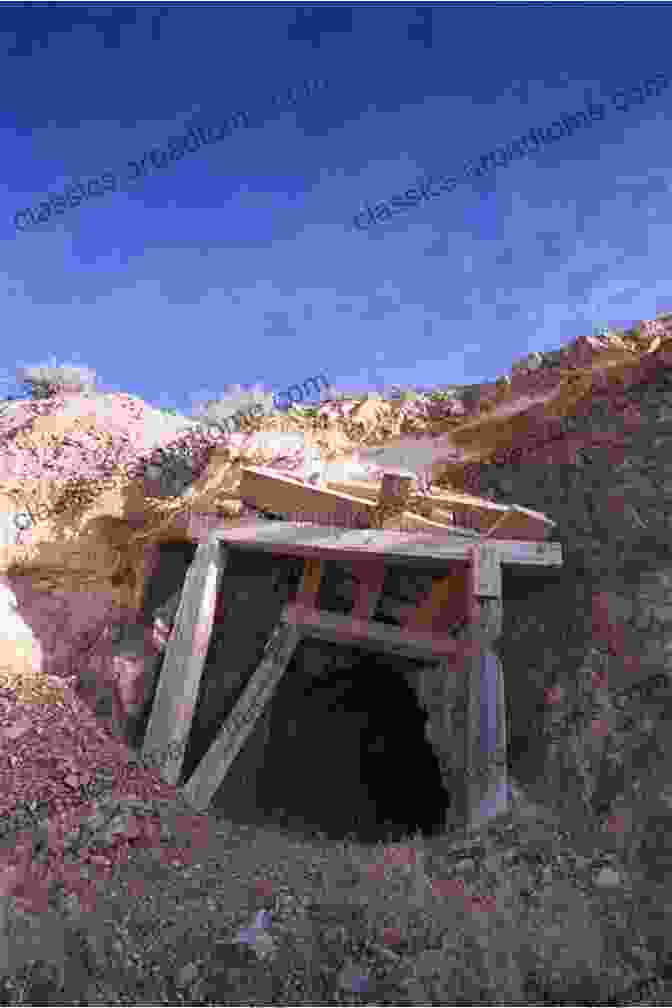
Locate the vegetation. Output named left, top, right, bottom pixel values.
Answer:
left=16, top=357, right=98, bottom=399
left=189, top=383, right=278, bottom=431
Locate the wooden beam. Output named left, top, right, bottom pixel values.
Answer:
left=282, top=603, right=471, bottom=659
left=378, top=472, right=415, bottom=512
left=296, top=557, right=324, bottom=607
left=351, top=558, right=387, bottom=620
left=472, top=543, right=502, bottom=598
left=461, top=546, right=509, bottom=831
left=326, top=479, right=556, bottom=539
left=239, top=467, right=377, bottom=529
left=142, top=541, right=226, bottom=786
left=464, top=547, right=483, bottom=831
left=380, top=511, right=479, bottom=536
left=181, top=621, right=302, bottom=811
left=402, top=574, right=460, bottom=634
left=208, top=523, right=563, bottom=570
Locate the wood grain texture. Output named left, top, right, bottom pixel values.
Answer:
left=295, top=558, right=324, bottom=607
left=142, top=541, right=227, bottom=786
left=282, top=603, right=462, bottom=658
left=181, top=620, right=302, bottom=811
left=208, top=523, right=563, bottom=570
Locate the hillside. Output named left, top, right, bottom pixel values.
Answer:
left=0, top=314, right=672, bottom=1003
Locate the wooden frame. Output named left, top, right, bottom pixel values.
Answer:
left=141, top=540, right=227, bottom=785
left=242, top=466, right=557, bottom=541
left=142, top=521, right=562, bottom=827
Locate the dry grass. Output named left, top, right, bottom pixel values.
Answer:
left=0, top=794, right=670, bottom=1006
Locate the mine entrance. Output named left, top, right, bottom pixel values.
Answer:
left=253, top=640, right=449, bottom=844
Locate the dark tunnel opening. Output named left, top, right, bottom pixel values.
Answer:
left=255, top=644, right=450, bottom=844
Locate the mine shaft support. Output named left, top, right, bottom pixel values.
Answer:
left=141, top=524, right=560, bottom=830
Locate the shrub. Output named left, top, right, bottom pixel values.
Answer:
left=189, top=383, right=277, bottom=434
left=16, top=357, right=97, bottom=399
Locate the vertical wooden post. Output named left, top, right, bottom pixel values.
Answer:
left=462, top=544, right=506, bottom=833
left=142, top=540, right=227, bottom=786
left=463, top=546, right=482, bottom=832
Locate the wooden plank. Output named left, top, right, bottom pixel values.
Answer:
left=282, top=603, right=470, bottom=659
left=464, top=546, right=483, bottom=831
left=402, top=574, right=459, bottom=634
left=465, top=644, right=510, bottom=831
left=239, top=467, right=377, bottom=528
left=473, top=544, right=502, bottom=598
left=462, top=546, right=508, bottom=831
left=296, top=558, right=324, bottom=607
left=351, top=558, right=386, bottom=619
left=209, top=523, right=563, bottom=569
left=142, top=541, right=226, bottom=786
left=181, top=621, right=302, bottom=811
left=381, top=511, right=480, bottom=536
left=327, top=478, right=555, bottom=524
left=378, top=472, right=415, bottom=512
left=250, top=468, right=555, bottom=539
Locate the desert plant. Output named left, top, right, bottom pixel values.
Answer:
left=16, top=356, right=97, bottom=398
left=390, top=386, right=420, bottom=401
left=190, top=383, right=277, bottom=430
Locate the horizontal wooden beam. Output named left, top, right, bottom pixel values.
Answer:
left=282, top=603, right=476, bottom=659
left=209, top=522, right=563, bottom=570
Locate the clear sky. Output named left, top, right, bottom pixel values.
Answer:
left=3, top=4, right=672, bottom=416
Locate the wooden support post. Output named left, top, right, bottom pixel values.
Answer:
left=181, top=620, right=302, bottom=811
left=351, top=559, right=386, bottom=620
left=402, top=570, right=462, bottom=634
left=296, top=558, right=324, bottom=608
left=142, top=541, right=226, bottom=786
left=462, top=544, right=507, bottom=833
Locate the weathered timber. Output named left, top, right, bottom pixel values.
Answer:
left=326, top=479, right=556, bottom=540
left=296, top=558, right=324, bottom=607
left=240, top=467, right=377, bottom=528
left=378, top=472, right=415, bottom=512
left=473, top=543, right=502, bottom=598
left=142, top=540, right=227, bottom=785
left=207, top=523, right=563, bottom=570
left=462, top=545, right=507, bottom=831
left=282, top=603, right=467, bottom=659
left=403, top=573, right=463, bottom=634
left=350, top=558, right=387, bottom=620
left=181, top=621, right=302, bottom=811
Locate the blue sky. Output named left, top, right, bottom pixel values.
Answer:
left=3, top=4, right=672, bottom=416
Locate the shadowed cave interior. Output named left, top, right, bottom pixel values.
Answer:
left=212, top=643, right=451, bottom=845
